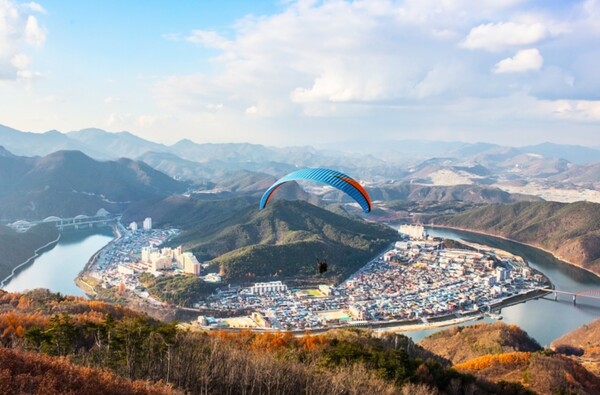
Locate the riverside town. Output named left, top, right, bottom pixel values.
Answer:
left=84, top=221, right=550, bottom=332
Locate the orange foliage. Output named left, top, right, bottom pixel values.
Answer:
left=0, top=347, right=173, bottom=395
left=0, top=312, right=47, bottom=340
left=249, top=332, right=295, bottom=351
left=454, top=352, right=531, bottom=371
left=300, top=333, right=327, bottom=351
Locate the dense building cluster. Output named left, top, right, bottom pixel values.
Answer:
left=198, top=234, right=544, bottom=331
left=88, top=222, right=202, bottom=293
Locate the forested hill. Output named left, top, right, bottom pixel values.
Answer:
left=432, top=201, right=600, bottom=277
left=418, top=322, right=542, bottom=365
left=169, top=199, right=398, bottom=282
left=3, top=288, right=584, bottom=395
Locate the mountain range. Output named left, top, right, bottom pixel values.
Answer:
left=0, top=149, right=187, bottom=221
left=3, top=124, right=600, bottom=202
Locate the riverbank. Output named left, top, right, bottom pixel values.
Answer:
left=0, top=234, right=61, bottom=288
left=426, top=224, right=600, bottom=281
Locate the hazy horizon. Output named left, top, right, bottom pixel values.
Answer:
left=3, top=122, right=600, bottom=151
left=1, top=1, right=599, bottom=147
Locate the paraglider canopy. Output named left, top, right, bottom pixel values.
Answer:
left=259, top=168, right=371, bottom=213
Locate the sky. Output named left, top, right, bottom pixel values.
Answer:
left=0, top=0, right=599, bottom=147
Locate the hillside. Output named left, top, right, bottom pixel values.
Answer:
left=168, top=199, right=397, bottom=281
left=0, top=223, right=59, bottom=281
left=0, top=150, right=187, bottom=220
left=0, top=289, right=534, bottom=395
left=455, top=351, right=600, bottom=395
left=552, top=317, right=600, bottom=376
left=366, top=183, right=538, bottom=204
left=418, top=322, right=542, bottom=364
left=433, top=201, right=600, bottom=277
left=0, top=348, right=172, bottom=395
left=552, top=317, right=600, bottom=351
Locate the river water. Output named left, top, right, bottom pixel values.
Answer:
left=401, top=227, right=600, bottom=346
left=2, top=229, right=114, bottom=298
left=1, top=226, right=599, bottom=345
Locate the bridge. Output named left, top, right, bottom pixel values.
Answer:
left=537, top=287, right=600, bottom=305
left=9, top=209, right=117, bottom=232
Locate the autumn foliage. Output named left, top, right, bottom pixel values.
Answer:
left=454, top=352, right=532, bottom=371
left=0, top=347, right=173, bottom=395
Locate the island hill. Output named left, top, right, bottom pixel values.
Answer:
left=127, top=198, right=399, bottom=283
left=431, top=200, right=600, bottom=278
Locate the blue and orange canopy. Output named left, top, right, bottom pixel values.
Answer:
left=259, top=168, right=372, bottom=213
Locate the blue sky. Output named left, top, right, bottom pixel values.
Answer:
left=1, top=0, right=599, bottom=147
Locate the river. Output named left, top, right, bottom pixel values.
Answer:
left=400, top=227, right=600, bottom=346
left=1, top=225, right=599, bottom=345
left=1, top=229, right=114, bottom=298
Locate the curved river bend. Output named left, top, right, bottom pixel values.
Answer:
left=2, top=229, right=114, bottom=298
left=402, top=228, right=600, bottom=346
left=1, top=227, right=599, bottom=346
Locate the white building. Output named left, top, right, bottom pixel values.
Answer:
left=249, top=281, right=288, bottom=295
left=398, top=224, right=427, bottom=240
left=140, top=245, right=200, bottom=275
left=129, top=222, right=138, bottom=232
left=143, top=217, right=152, bottom=230
left=180, top=252, right=201, bottom=275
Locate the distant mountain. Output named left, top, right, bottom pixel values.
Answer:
left=319, top=139, right=470, bottom=160
left=550, top=162, right=600, bottom=189
left=496, top=153, right=572, bottom=178
left=432, top=201, right=600, bottom=276
left=68, top=128, right=169, bottom=159
left=0, top=124, right=101, bottom=157
left=518, top=142, right=600, bottom=165
left=367, top=183, right=537, bottom=204
left=138, top=150, right=295, bottom=187
left=418, top=322, right=541, bottom=365
left=0, top=150, right=187, bottom=220
left=3, top=124, right=600, bottom=202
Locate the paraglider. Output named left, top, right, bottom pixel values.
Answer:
left=259, top=168, right=372, bottom=213
left=317, top=259, right=328, bottom=274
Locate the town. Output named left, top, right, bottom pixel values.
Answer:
left=86, top=221, right=548, bottom=331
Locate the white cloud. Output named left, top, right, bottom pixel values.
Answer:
left=493, top=48, right=544, bottom=73
left=151, top=0, right=600, bottom=145
left=461, top=22, right=549, bottom=51
left=16, top=69, right=41, bottom=80
left=0, top=0, right=46, bottom=81
left=104, top=96, right=121, bottom=104
left=545, top=99, right=600, bottom=121
left=186, top=30, right=232, bottom=49
left=10, top=53, right=30, bottom=69
left=24, top=15, right=46, bottom=46
left=21, top=2, right=45, bottom=14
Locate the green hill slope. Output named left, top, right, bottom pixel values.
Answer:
left=433, top=201, right=600, bottom=276
left=170, top=199, right=397, bottom=282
